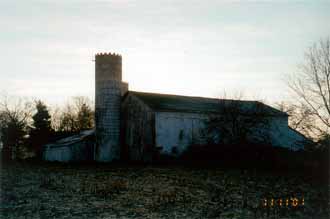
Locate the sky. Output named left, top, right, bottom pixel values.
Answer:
left=1, top=0, right=329, bottom=106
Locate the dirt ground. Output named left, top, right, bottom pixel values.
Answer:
left=0, top=162, right=329, bottom=219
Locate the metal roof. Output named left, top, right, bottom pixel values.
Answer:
left=129, top=91, right=287, bottom=116
left=44, top=129, right=95, bottom=148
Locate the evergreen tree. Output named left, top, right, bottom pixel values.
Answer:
left=30, top=100, right=52, bottom=159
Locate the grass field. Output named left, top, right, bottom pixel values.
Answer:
left=0, top=162, right=329, bottom=219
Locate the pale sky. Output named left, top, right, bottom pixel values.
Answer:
left=1, top=0, right=329, bottom=105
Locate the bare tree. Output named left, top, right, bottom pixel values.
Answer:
left=275, top=101, right=317, bottom=139
left=59, top=103, right=78, bottom=132
left=50, top=105, right=62, bottom=131
left=0, top=94, right=33, bottom=160
left=58, top=96, right=94, bottom=133
left=288, top=37, right=330, bottom=139
left=74, top=96, right=94, bottom=130
left=206, top=93, right=271, bottom=145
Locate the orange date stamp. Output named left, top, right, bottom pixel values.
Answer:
left=262, top=197, right=304, bottom=208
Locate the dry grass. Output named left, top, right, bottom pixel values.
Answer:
left=0, top=162, right=329, bottom=219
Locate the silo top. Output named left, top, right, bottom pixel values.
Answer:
left=95, top=52, right=122, bottom=81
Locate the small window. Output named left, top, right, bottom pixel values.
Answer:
left=171, top=146, right=178, bottom=155
left=178, top=130, right=184, bottom=140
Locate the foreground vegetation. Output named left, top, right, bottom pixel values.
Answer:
left=1, top=161, right=329, bottom=219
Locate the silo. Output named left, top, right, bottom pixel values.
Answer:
left=95, top=52, right=122, bottom=161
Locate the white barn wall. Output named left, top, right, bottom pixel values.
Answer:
left=155, top=112, right=208, bottom=155
left=155, top=112, right=305, bottom=156
left=43, top=132, right=95, bottom=162
left=43, top=146, right=71, bottom=162
left=269, top=116, right=305, bottom=150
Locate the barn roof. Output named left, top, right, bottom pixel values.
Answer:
left=129, top=91, right=287, bottom=116
left=44, top=129, right=95, bottom=148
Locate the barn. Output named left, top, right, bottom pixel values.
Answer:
left=43, top=52, right=308, bottom=162
left=121, top=91, right=306, bottom=162
left=43, top=130, right=95, bottom=162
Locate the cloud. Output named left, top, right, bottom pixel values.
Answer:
left=1, top=0, right=329, bottom=105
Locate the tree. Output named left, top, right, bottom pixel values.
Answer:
left=0, top=95, right=32, bottom=160
left=59, top=103, right=77, bottom=132
left=30, top=100, right=53, bottom=158
left=206, top=94, right=271, bottom=146
left=32, top=101, right=51, bottom=131
left=58, top=96, right=94, bottom=133
left=288, top=37, right=330, bottom=139
left=74, top=96, right=94, bottom=130
left=77, top=103, right=94, bottom=130
left=275, top=101, right=316, bottom=139
left=317, top=133, right=330, bottom=150
left=49, top=105, right=62, bottom=131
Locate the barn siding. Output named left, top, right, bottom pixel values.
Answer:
left=154, top=112, right=305, bottom=156
left=268, top=117, right=305, bottom=150
left=121, top=92, right=307, bottom=161
left=43, top=146, right=72, bottom=162
left=122, top=95, right=155, bottom=161
left=43, top=138, right=94, bottom=162
left=155, top=112, right=208, bottom=155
